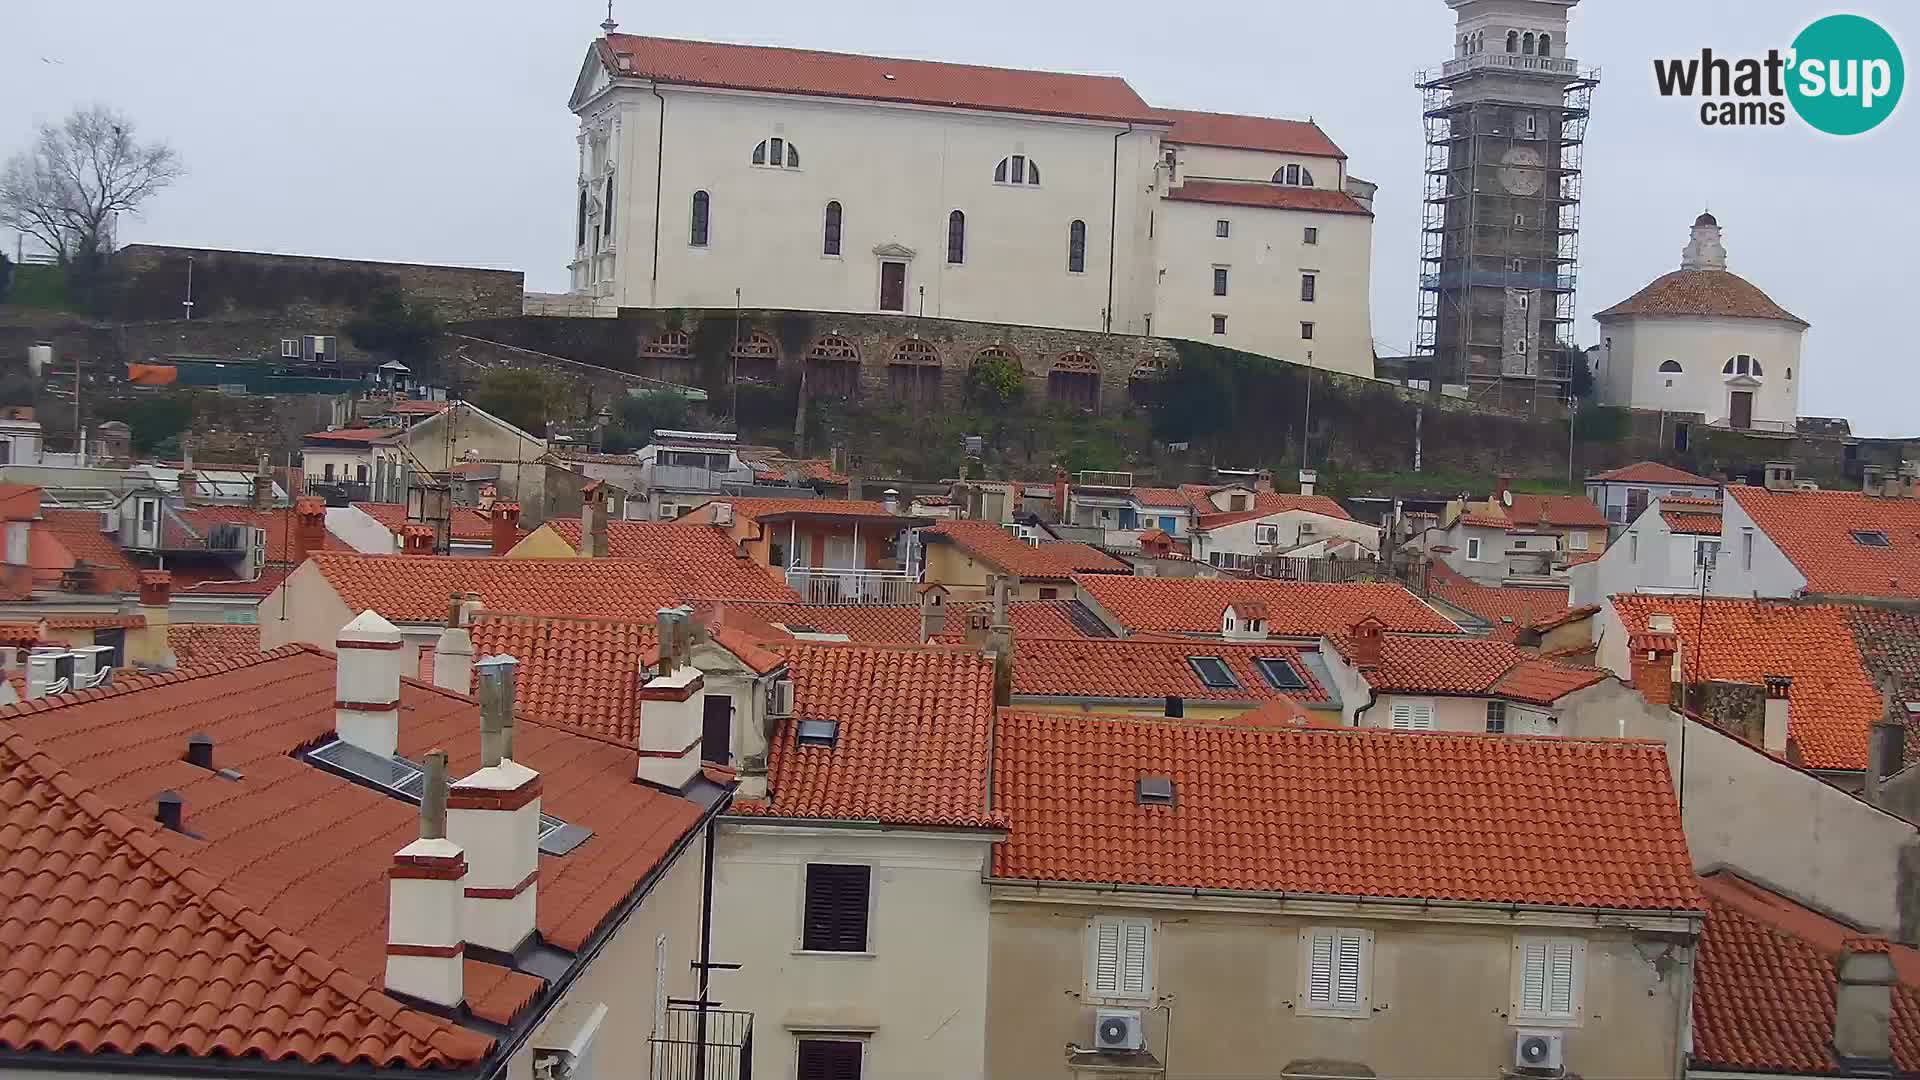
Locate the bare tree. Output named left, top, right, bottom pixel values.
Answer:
left=0, top=105, right=181, bottom=261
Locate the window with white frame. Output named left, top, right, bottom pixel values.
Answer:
left=1466, top=536, right=1483, bottom=560
left=1742, top=528, right=1754, bottom=570
left=1567, top=531, right=1589, bottom=551
left=1388, top=700, right=1435, bottom=731
left=1512, top=937, right=1584, bottom=1024
left=1255, top=524, right=1281, bottom=545
left=1299, top=927, right=1371, bottom=1017
left=1088, top=916, right=1152, bottom=1001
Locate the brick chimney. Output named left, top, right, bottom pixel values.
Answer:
left=1762, top=675, right=1792, bottom=756
left=335, top=610, right=405, bottom=757
left=137, top=570, right=171, bottom=641
left=385, top=750, right=467, bottom=1009
left=1348, top=616, right=1384, bottom=672
left=252, top=452, right=274, bottom=513
left=177, top=470, right=198, bottom=506
left=491, top=502, right=522, bottom=556
left=448, top=654, right=541, bottom=953
left=580, top=484, right=609, bottom=557
left=401, top=524, right=434, bottom=554
left=432, top=593, right=476, bottom=695
left=294, top=496, right=328, bottom=564
left=1628, top=634, right=1678, bottom=708
left=637, top=607, right=705, bottom=789
left=1834, top=939, right=1897, bottom=1071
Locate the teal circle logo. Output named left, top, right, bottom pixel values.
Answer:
left=1787, top=14, right=1904, bottom=135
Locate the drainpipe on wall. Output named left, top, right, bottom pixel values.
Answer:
left=1105, top=123, right=1133, bottom=334
left=650, top=82, right=666, bottom=307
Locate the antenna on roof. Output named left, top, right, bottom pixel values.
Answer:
left=600, top=0, right=618, bottom=34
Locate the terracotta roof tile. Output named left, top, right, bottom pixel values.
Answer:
left=44, top=613, right=145, bottom=630
left=1424, top=562, right=1569, bottom=642
left=0, top=714, right=492, bottom=1068
left=352, top=502, right=500, bottom=543
left=733, top=641, right=1000, bottom=828
left=0, top=621, right=43, bottom=644
left=541, top=520, right=796, bottom=600
left=166, top=623, right=262, bottom=667
left=602, top=34, right=1161, bottom=124
left=1164, top=179, right=1373, bottom=216
left=1596, top=269, right=1807, bottom=325
left=1014, top=637, right=1328, bottom=703
left=1729, top=485, right=1920, bottom=599
left=1506, top=493, right=1608, bottom=530
left=468, top=613, right=653, bottom=743
left=1156, top=109, right=1345, bottom=157
left=1589, top=462, right=1719, bottom=485
left=991, top=711, right=1702, bottom=909
left=1077, top=575, right=1458, bottom=639
left=1177, top=486, right=1353, bottom=521
left=1457, top=505, right=1511, bottom=529
left=302, top=428, right=399, bottom=444
left=1693, top=872, right=1920, bottom=1073
left=1365, top=633, right=1607, bottom=704
left=1130, top=487, right=1195, bottom=509
left=0, top=483, right=43, bottom=522
left=1613, top=595, right=1883, bottom=770
left=682, top=495, right=903, bottom=521
left=709, top=598, right=1109, bottom=645
left=924, top=519, right=1127, bottom=580
left=1663, top=506, right=1723, bottom=535
left=34, top=509, right=143, bottom=593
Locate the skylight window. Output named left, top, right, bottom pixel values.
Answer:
left=1852, top=530, right=1892, bottom=547
left=304, top=738, right=590, bottom=856
left=1186, top=656, right=1240, bottom=690
left=1254, top=657, right=1307, bottom=690
left=796, top=719, right=839, bottom=747
left=1136, top=775, right=1176, bottom=806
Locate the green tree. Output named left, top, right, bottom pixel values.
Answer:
left=468, top=369, right=557, bottom=435
left=1569, top=349, right=1595, bottom=399
left=964, top=352, right=1027, bottom=409
left=603, top=391, right=697, bottom=452
left=96, top=391, right=195, bottom=453
left=344, top=287, right=441, bottom=368
left=1149, top=352, right=1237, bottom=444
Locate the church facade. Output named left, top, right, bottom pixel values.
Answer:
left=565, top=33, right=1377, bottom=377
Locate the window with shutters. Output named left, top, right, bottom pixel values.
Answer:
left=796, top=1037, right=864, bottom=1080
left=1512, top=937, right=1584, bottom=1025
left=1087, top=916, right=1153, bottom=1002
left=1388, top=699, right=1435, bottom=731
left=801, top=864, right=872, bottom=952
left=1299, top=926, right=1372, bottom=1018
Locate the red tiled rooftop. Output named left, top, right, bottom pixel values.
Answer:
left=1076, top=575, right=1458, bottom=640
left=1364, top=633, right=1607, bottom=704
left=680, top=495, right=906, bottom=522
left=602, top=34, right=1161, bottom=124
left=33, top=509, right=143, bottom=593
left=167, top=622, right=262, bottom=666
left=1507, top=492, right=1608, bottom=530
left=1596, top=269, right=1807, bottom=325
left=1663, top=506, right=1723, bottom=535
left=1014, top=637, right=1328, bottom=703
left=1164, top=179, right=1373, bottom=216
left=991, top=711, right=1702, bottom=909
left=1612, top=594, right=1884, bottom=770
left=542, top=519, right=799, bottom=601
left=1590, top=461, right=1719, bottom=486
left=924, top=519, right=1127, bottom=580
left=302, top=428, right=398, bottom=444
left=1729, top=485, right=1920, bottom=599
left=0, top=484, right=43, bottom=522
left=352, top=502, right=501, bottom=544
left=711, top=598, right=1106, bottom=645
left=1156, top=108, right=1345, bottom=157
left=1179, top=485, right=1353, bottom=521
left=1424, top=562, right=1569, bottom=642
left=1693, top=872, right=1920, bottom=1074
left=468, top=613, right=654, bottom=743
left=1130, top=487, right=1195, bottom=510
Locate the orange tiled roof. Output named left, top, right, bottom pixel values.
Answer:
left=0, top=621, right=43, bottom=644
left=1590, top=462, right=1719, bottom=486
left=166, top=622, right=262, bottom=666
left=991, top=711, right=1702, bottom=909
left=302, top=427, right=399, bottom=444
left=1729, top=485, right=1920, bottom=599
left=1507, top=493, right=1608, bottom=530
left=1365, top=633, right=1607, bottom=704
left=1693, top=872, right=1920, bottom=1073
left=733, top=641, right=1001, bottom=828
left=682, top=496, right=902, bottom=521
left=1425, top=562, right=1569, bottom=642
left=1130, top=487, right=1195, bottom=509
left=712, top=598, right=1108, bottom=645
left=1457, top=505, right=1511, bottom=529
left=1663, top=501, right=1723, bottom=535
left=748, top=457, right=846, bottom=486
left=0, top=721, right=493, bottom=1069
left=1595, top=269, right=1807, bottom=325
left=1173, top=486, right=1353, bottom=522
left=543, top=519, right=798, bottom=601
left=602, top=34, right=1161, bottom=124
left=45, top=613, right=145, bottom=630
left=352, top=502, right=500, bottom=543
left=1156, top=108, right=1345, bottom=157
left=1014, top=637, right=1328, bottom=703
left=3, top=646, right=705, bottom=1034
left=34, top=509, right=143, bottom=593
left=468, top=613, right=655, bottom=743
left=0, top=483, right=42, bottom=521
left=1164, top=179, right=1373, bottom=216
left=1612, top=594, right=1884, bottom=770
left=1076, top=575, right=1458, bottom=640
left=925, top=519, right=1127, bottom=580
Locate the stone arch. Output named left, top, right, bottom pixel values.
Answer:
left=805, top=335, right=862, bottom=398
left=888, top=339, right=943, bottom=407
left=1047, top=351, right=1101, bottom=411
left=972, top=344, right=1021, bottom=371
left=642, top=330, right=692, bottom=358
left=640, top=330, right=694, bottom=383
left=730, top=330, right=779, bottom=384
left=1128, top=356, right=1168, bottom=406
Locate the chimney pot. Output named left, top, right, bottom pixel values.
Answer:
left=387, top=748, right=467, bottom=1008
left=1348, top=617, right=1384, bottom=672
left=335, top=610, right=405, bottom=757
left=448, top=678, right=540, bottom=952
left=474, top=654, right=520, bottom=767
left=1866, top=720, right=1907, bottom=806
left=490, top=502, right=522, bottom=556
left=1629, top=639, right=1677, bottom=708
left=293, top=496, right=328, bottom=566
left=156, top=790, right=184, bottom=832
left=1762, top=675, right=1792, bottom=756
left=420, top=750, right=450, bottom=840
left=186, top=733, right=214, bottom=770
left=138, top=570, right=172, bottom=609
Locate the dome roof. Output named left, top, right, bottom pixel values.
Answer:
left=1695, top=211, right=1718, bottom=227
left=1594, top=269, right=1807, bottom=327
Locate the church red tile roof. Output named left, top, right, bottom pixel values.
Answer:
left=923, top=519, right=1127, bottom=580
left=1156, top=109, right=1346, bottom=157
left=1729, top=485, right=1920, bottom=599
left=1164, top=180, right=1373, bottom=216
left=1693, top=872, right=1920, bottom=1074
left=602, top=34, right=1161, bottom=124
left=1076, top=575, right=1458, bottom=640
left=990, top=711, right=1701, bottom=909
left=1589, top=461, right=1719, bottom=486
left=1595, top=269, right=1807, bottom=325
left=1012, top=638, right=1329, bottom=703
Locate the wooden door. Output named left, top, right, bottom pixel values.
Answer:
left=1729, top=391, right=1753, bottom=430
left=879, top=261, right=906, bottom=311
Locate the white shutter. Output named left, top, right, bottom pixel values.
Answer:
left=1390, top=702, right=1414, bottom=730
left=1334, top=931, right=1364, bottom=1006
left=1092, top=919, right=1122, bottom=995
left=1306, top=930, right=1335, bottom=1005
left=1519, top=941, right=1549, bottom=1013
left=1121, top=920, right=1151, bottom=996
left=1411, top=702, right=1434, bottom=730
left=1548, top=941, right=1577, bottom=1016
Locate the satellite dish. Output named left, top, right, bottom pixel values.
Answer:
left=1501, top=490, right=1514, bottom=507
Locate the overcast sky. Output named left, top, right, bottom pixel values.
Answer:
left=7, top=1, right=1913, bottom=435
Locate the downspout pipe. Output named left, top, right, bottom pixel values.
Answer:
left=1105, top=123, right=1133, bottom=333
left=650, top=82, right=666, bottom=306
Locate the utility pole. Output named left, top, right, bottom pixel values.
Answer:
left=182, top=255, right=195, bottom=320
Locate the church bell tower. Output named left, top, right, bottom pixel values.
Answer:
left=1414, top=0, right=1598, bottom=409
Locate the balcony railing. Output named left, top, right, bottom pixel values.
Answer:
left=1708, top=417, right=1795, bottom=434
left=785, top=567, right=917, bottom=606
left=648, top=1002, right=752, bottom=1080
left=1441, top=53, right=1581, bottom=78
left=646, top=463, right=755, bottom=492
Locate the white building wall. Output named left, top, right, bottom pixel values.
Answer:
left=1437, top=522, right=1510, bottom=583
left=1360, top=693, right=1490, bottom=733
left=1193, top=511, right=1379, bottom=564
left=1707, top=494, right=1807, bottom=599
left=1571, top=501, right=1719, bottom=607
left=1584, top=479, right=1719, bottom=530
left=1593, top=314, right=1805, bottom=427
left=302, top=446, right=375, bottom=485
left=711, top=823, right=997, bottom=1080
left=324, top=506, right=401, bottom=554
left=1170, top=144, right=1344, bottom=189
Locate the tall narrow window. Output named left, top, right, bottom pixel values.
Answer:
left=1213, top=267, right=1229, bottom=296
left=1300, top=927, right=1371, bottom=1017
left=1538, top=33, right=1552, bottom=57
left=769, top=137, right=784, bottom=165
left=603, top=172, right=615, bottom=237
left=1514, top=938, right=1583, bottom=1022
left=1067, top=219, right=1086, bottom=274
left=690, top=191, right=710, bottom=247
left=1523, top=32, right=1536, bottom=54
left=1285, top=164, right=1302, bottom=186
left=823, top=201, right=843, bottom=256
left=576, top=185, right=588, bottom=248
left=1303, top=226, right=1318, bottom=245
left=1300, top=273, right=1317, bottom=302
left=1089, top=916, right=1153, bottom=1000
left=1300, top=167, right=1314, bottom=186
left=947, top=210, right=966, bottom=264
left=1507, top=29, right=1519, bottom=52
left=802, top=864, right=871, bottom=952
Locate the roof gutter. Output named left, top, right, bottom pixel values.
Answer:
left=0, top=1053, right=433, bottom=1079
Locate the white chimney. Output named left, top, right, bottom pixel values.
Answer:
left=638, top=608, right=705, bottom=789
left=433, top=600, right=476, bottom=696
left=336, top=611, right=405, bottom=757
left=1298, top=468, right=1317, bottom=497
left=1762, top=675, right=1792, bottom=756
left=448, top=654, right=541, bottom=953
left=385, top=750, right=467, bottom=1008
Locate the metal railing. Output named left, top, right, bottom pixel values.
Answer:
left=646, top=463, right=757, bottom=492
left=649, top=1002, right=752, bottom=1080
left=1708, top=416, right=1795, bottom=434
left=1441, top=53, right=1581, bottom=78
left=784, top=567, right=917, bottom=606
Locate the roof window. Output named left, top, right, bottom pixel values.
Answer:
left=1852, top=530, right=1892, bottom=547
left=796, top=718, right=840, bottom=747
left=1186, top=655, right=1240, bottom=690
left=1254, top=657, right=1307, bottom=690
left=304, top=738, right=590, bottom=855
left=1136, top=775, right=1176, bottom=806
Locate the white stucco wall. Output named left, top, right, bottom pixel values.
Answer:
left=1593, top=314, right=1805, bottom=427
left=710, top=822, right=997, bottom=1080
left=1572, top=500, right=1720, bottom=608
left=1361, top=693, right=1493, bottom=733
left=1706, top=494, right=1807, bottom=599
left=1193, top=510, right=1378, bottom=564
left=325, top=505, right=400, bottom=554
left=1584, top=479, right=1719, bottom=531
left=1438, top=522, right=1511, bottom=583
left=301, top=445, right=375, bottom=485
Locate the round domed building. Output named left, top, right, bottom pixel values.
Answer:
left=1590, top=213, right=1807, bottom=430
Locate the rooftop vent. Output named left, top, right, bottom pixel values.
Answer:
left=1136, top=775, right=1175, bottom=806
left=156, top=790, right=185, bottom=833
left=796, top=718, right=839, bottom=747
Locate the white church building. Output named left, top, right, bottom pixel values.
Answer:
left=1589, top=213, right=1808, bottom=431
left=565, top=30, right=1378, bottom=376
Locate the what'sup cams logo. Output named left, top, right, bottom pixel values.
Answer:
left=1654, top=14, right=1904, bottom=134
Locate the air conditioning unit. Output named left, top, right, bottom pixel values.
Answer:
left=1093, top=1008, right=1144, bottom=1053
left=766, top=676, right=795, bottom=718
left=712, top=501, right=735, bottom=527
left=1513, top=1030, right=1564, bottom=1072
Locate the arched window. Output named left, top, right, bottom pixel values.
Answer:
left=1067, top=220, right=1087, bottom=274
left=1538, top=33, right=1552, bottom=57
left=642, top=331, right=692, bottom=358
left=690, top=191, right=710, bottom=246
left=1271, top=164, right=1314, bottom=187
left=1507, top=30, right=1519, bottom=53
left=823, top=201, right=842, bottom=256
left=751, top=137, right=800, bottom=168
left=1300, top=167, right=1314, bottom=186
left=994, top=155, right=1041, bottom=185
left=1523, top=32, right=1536, bottom=55
left=1658, top=359, right=1683, bottom=373
left=1722, top=354, right=1763, bottom=377
left=1286, top=164, right=1301, bottom=186
left=947, top=210, right=966, bottom=264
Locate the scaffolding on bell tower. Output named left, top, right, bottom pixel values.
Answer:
left=1413, top=50, right=1599, bottom=413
